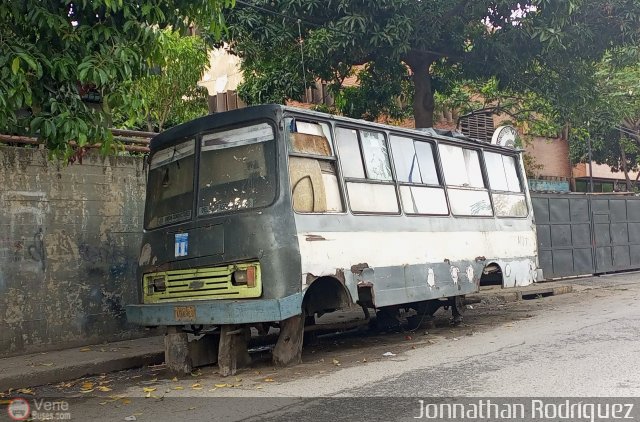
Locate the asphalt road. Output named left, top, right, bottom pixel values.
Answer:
left=30, top=274, right=640, bottom=421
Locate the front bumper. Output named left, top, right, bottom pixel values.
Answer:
left=126, top=293, right=302, bottom=326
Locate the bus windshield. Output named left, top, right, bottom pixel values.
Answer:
left=198, top=123, right=277, bottom=216
left=145, top=139, right=195, bottom=229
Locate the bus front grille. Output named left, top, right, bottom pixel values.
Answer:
left=142, top=262, right=262, bottom=303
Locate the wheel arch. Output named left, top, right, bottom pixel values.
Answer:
left=302, top=276, right=353, bottom=316
left=480, top=261, right=504, bottom=286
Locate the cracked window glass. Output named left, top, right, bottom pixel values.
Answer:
left=145, top=139, right=195, bottom=229
left=439, top=144, right=485, bottom=188
left=485, top=152, right=522, bottom=192
left=198, top=123, right=277, bottom=215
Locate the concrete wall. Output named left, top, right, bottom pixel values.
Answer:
left=0, top=146, right=148, bottom=357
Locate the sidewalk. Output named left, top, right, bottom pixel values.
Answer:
left=0, top=336, right=164, bottom=392
left=1, top=273, right=636, bottom=392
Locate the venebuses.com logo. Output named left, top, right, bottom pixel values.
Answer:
left=6, top=398, right=30, bottom=421
left=4, top=397, right=71, bottom=421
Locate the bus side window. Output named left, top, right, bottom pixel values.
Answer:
left=438, top=144, right=492, bottom=216
left=287, top=119, right=343, bottom=213
left=390, top=135, right=448, bottom=215
left=335, top=127, right=399, bottom=214
left=289, top=157, right=343, bottom=212
left=484, top=152, right=527, bottom=217
left=288, top=120, right=333, bottom=156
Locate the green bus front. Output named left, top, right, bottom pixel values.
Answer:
left=126, top=105, right=303, bottom=327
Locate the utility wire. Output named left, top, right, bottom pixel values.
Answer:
left=297, top=19, right=308, bottom=97
left=232, top=0, right=586, bottom=98
left=233, top=0, right=454, bottom=59
left=233, top=0, right=634, bottom=124
left=235, top=0, right=322, bottom=31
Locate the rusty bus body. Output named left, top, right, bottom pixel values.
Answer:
left=126, top=105, right=541, bottom=373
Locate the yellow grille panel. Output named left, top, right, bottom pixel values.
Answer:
left=143, top=262, right=262, bottom=303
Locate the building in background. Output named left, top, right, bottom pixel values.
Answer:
left=199, top=50, right=633, bottom=193
left=458, top=110, right=636, bottom=193
left=198, top=48, right=245, bottom=113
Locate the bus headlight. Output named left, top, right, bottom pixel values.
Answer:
left=149, top=276, right=167, bottom=293
left=232, top=266, right=257, bottom=288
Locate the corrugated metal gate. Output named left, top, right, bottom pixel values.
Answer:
left=532, top=193, right=640, bottom=279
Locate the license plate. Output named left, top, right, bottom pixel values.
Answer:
left=174, top=306, right=196, bottom=321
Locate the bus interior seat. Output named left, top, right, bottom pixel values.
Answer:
left=289, top=156, right=327, bottom=212
left=290, top=132, right=332, bottom=156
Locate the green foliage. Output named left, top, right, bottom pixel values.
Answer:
left=112, top=30, right=210, bottom=132
left=0, top=0, right=233, bottom=159
left=333, top=62, right=412, bottom=121
left=224, top=0, right=640, bottom=129
left=230, top=1, right=310, bottom=105
left=566, top=60, right=640, bottom=189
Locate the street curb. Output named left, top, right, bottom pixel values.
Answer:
left=0, top=337, right=164, bottom=392
left=467, top=284, right=574, bottom=304
left=0, top=352, right=164, bottom=392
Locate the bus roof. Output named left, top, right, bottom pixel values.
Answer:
left=150, top=104, right=522, bottom=154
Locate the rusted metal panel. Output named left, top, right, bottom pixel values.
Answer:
left=532, top=194, right=594, bottom=278
left=532, top=193, right=640, bottom=278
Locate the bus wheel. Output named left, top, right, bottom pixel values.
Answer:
left=303, top=313, right=319, bottom=347
left=273, top=314, right=304, bottom=366
left=449, top=296, right=465, bottom=325
left=218, top=324, right=251, bottom=377
left=407, top=300, right=440, bottom=330
left=374, top=307, right=402, bottom=332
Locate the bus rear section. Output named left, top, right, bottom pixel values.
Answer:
left=285, top=112, right=541, bottom=331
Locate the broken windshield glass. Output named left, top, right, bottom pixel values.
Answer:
left=145, top=139, right=195, bottom=229
left=198, top=123, right=277, bottom=215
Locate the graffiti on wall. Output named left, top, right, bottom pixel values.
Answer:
left=6, top=228, right=46, bottom=272
left=0, top=147, right=148, bottom=357
left=27, top=228, right=46, bottom=271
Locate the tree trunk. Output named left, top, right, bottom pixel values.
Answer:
left=406, top=55, right=436, bottom=128
left=624, top=120, right=640, bottom=191
left=620, top=143, right=633, bottom=192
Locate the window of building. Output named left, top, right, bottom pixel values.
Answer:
left=438, top=144, right=492, bottom=216
left=286, top=118, right=343, bottom=213
left=390, top=135, right=447, bottom=215
left=575, top=180, right=615, bottom=193
left=336, top=127, right=398, bottom=213
left=459, top=111, right=495, bottom=143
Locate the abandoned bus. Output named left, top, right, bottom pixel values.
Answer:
left=126, top=104, right=542, bottom=373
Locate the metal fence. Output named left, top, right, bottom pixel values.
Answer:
left=533, top=193, right=640, bottom=279
left=0, top=128, right=154, bottom=153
